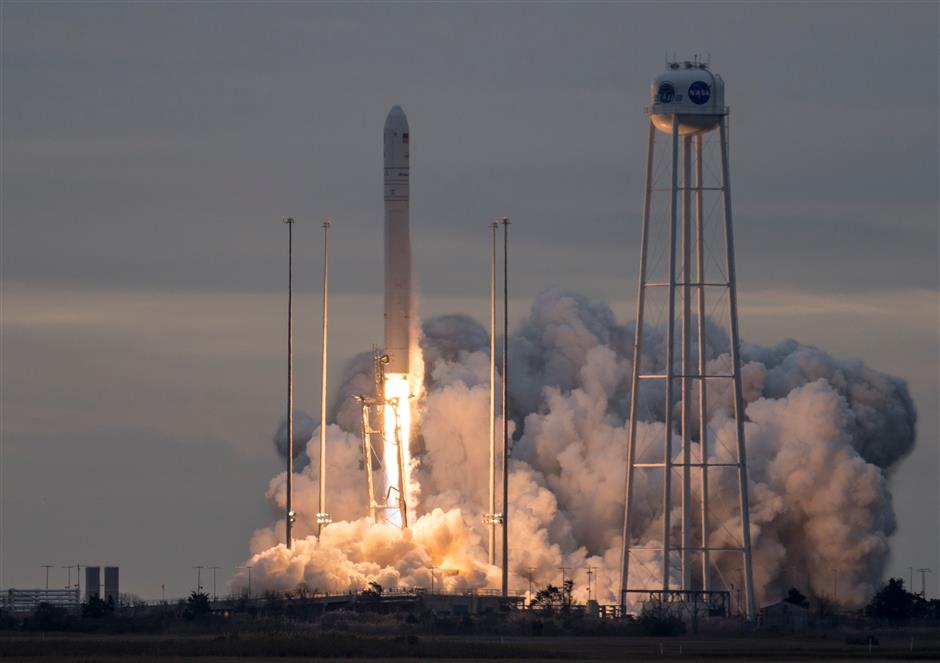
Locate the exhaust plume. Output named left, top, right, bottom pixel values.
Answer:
left=238, top=289, right=915, bottom=608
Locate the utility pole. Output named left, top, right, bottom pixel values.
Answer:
left=62, top=565, right=71, bottom=590
left=430, top=566, right=436, bottom=594
left=500, top=216, right=511, bottom=597
left=526, top=567, right=536, bottom=598
left=909, top=567, right=914, bottom=592
left=193, top=566, right=204, bottom=593
left=41, top=565, right=53, bottom=590
left=317, top=220, right=332, bottom=535
left=284, top=217, right=296, bottom=549
left=240, top=566, right=253, bottom=599
left=209, top=566, right=220, bottom=601
left=558, top=566, right=569, bottom=588
left=918, top=568, right=932, bottom=598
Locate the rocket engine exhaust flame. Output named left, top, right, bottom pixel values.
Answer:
left=382, top=373, right=411, bottom=528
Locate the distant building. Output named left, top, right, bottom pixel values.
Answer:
left=4, top=589, right=80, bottom=614
left=85, top=566, right=100, bottom=602
left=760, top=600, right=809, bottom=631
left=104, top=567, right=119, bottom=605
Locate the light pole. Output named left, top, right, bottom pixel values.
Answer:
left=240, top=566, right=253, bottom=599
left=918, top=568, right=932, bottom=598
left=193, top=566, right=204, bottom=593
left=586, top=567, right=598, bottom=603
left=209, top=566, right=220, bottom=601
left=40, top=565, right=53, bottom=590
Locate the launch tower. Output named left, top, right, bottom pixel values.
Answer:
left=619, top=59, right=756, bottom=619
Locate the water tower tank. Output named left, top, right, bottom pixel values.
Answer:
left=649, top=60, right=725, bottom=135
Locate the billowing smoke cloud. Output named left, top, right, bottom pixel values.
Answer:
left=236, top=289, right=915, bottom=609
left=272, top=411, right=316, bottom=470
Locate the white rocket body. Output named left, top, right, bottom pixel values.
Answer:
left=383, top=106, right=411, bottom=374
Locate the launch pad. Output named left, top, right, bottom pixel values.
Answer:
left=356, top=348, right=410, bottom=528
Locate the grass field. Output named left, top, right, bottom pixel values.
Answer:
left=1, top=631, right=939, bottom=661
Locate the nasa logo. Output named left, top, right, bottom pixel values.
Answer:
left=688, top=81, right=711, bottom=105
left=657, top=82, right=675, bottom=104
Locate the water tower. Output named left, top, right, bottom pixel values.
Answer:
left=619, top=59, right=756, bottom=619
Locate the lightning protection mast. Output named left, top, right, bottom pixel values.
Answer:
left=500, top=216, right=511, bottom=597
left=618, top=59, right=756, bottom=620
left=317, top=220, right=332, bottom=535
left=485, top=220, right=500, bottom=565
left=284, top=217, right=296, bottom=550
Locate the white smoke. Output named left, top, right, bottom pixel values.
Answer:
left=236, top=289, right=915, bottom=609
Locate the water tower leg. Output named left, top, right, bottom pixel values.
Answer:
left=680, top=134, right=693, bottom=593
left=719, top=115, right=756, bottom=620
left=661, top=115, right=680, bottom=593
left=695, top=133, right=710, bottom=593
left=619, top=121, right=656, bottom=605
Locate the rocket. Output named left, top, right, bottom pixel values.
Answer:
left=383, top=105, right=411, bottom=374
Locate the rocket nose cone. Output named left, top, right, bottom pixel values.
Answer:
left=385, top=105, right=409, bottom=130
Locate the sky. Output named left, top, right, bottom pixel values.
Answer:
left=1, top=1, right=937, bottom=600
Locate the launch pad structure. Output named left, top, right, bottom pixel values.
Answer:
left=619, top=60, right=756, bottom=619
left=356, top=348, right=409, bottom=528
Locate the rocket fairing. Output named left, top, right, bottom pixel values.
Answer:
left=384, top=105, right=411, bottom=375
